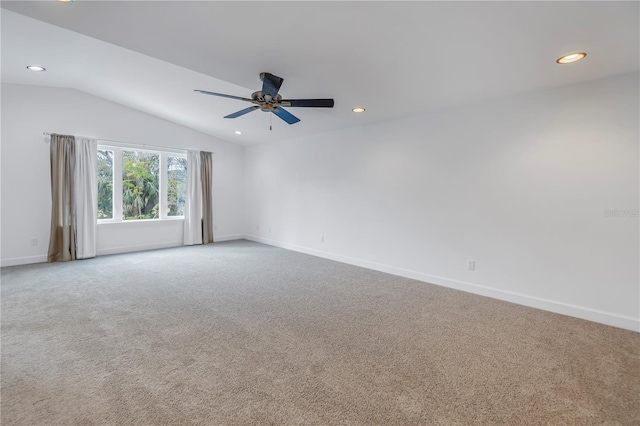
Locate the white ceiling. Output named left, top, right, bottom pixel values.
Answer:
left=2, top=1, right=638, bottom=146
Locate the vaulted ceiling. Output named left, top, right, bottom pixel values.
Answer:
left=2, top=1, right=638, bottom=145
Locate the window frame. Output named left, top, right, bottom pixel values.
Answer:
left=97, top=143, right=187, bottom=223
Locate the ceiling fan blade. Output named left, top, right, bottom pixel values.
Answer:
left=224, top=106, right=260, bottom=119
left=194, top=90, right=252, bottom=103
left=272, top=107, right=300, bottom=125
left=281, top=99, right=334, bottom=108
left=261, top=73, right=284, bottom=100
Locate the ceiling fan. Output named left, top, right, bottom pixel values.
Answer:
left=195, top=72, right=334, bottom=126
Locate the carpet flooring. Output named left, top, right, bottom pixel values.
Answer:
left=1, top=240, right=639, bottom=425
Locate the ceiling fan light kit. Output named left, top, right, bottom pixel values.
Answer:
left=195, top=72, right=334, bottom=128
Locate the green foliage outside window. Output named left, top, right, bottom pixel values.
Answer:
left=97, top=149, right=187, bottom=220
left=122, top=151, right=159, bottom=220
left=97, top=150, right=113, bottom=219
left=167, top=156, right=187, bottom=216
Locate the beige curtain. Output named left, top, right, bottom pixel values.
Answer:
left=200, top=151, right=214, bottom=244
left=48, top=134, right=77, bottom=262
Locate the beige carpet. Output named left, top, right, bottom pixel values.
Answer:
left=1, top=240, right=639, bottom=425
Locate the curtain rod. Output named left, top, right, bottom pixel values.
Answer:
left=42, top=132, right=204, bottom=154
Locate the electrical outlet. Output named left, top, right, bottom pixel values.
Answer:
left=30, top=238, right=38, bottom=247
left=467, top=260, right=475, bottom=271
left=321, top=235, right=324, bottom=243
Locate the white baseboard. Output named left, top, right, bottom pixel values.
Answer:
left=97, top=240, right=183, bottom=256
left=215, top=234, right=244, bottom=242
left=97, top=235, right=243, bottom=256
left=243, top=234, right=640, bottom=333
left=1, top=255, right=48, bottom=267
left=1, top=235, right=245, bottom=267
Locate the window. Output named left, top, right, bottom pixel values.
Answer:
left=122, top=150, right=159, bottom=220
left=97, top=144, right=187, bottom=222
left=167, top=156, right=187, bottom=216
left=97, top=150, right=114, bottom=219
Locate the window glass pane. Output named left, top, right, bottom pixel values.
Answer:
left=97, top=150, right=113, bottom=219
left=167, top=156, right=187, bottom=216
left=122, top=151, right=159, bottom=220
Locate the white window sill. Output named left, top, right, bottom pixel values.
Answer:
left=98, top=217, right=185, bottom=225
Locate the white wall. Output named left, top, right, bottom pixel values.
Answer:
left=244, top=72, right=640, bottom=331
left=1, top=83, right=245, bottom=265
left=3, top=75, right=638, bottom=331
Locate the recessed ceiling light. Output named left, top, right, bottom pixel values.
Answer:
left=26, top=65, right=46, bottom=72
left=352, top=107, right=366, bottom=113
left=234, top=130, right=242, bottom=135
left=556, top=52, right=587, bottom=64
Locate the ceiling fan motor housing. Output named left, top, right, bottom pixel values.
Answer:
left=252, top=91, right=282, bottom=111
